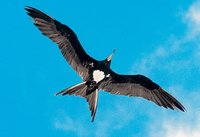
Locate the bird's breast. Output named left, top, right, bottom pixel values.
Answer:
left=92, top=70, right=105, bottom=83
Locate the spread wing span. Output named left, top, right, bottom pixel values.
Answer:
left=100, top=71, right=185, bottom=111
left=25, top=6, right=96, bottom=80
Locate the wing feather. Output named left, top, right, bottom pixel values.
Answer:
left=100, top=71, right=185, bottom=111
left=25, top=6, right=96, bottom=79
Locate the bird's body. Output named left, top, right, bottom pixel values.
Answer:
left=25, top=6, right=185, bottom=122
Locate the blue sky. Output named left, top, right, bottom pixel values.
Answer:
left=1, top=0, right=200, bottom=137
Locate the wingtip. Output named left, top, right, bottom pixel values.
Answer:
left=176, top=102, right=186, bottom=112
left=54, top=92, right=62, bottom=96
left=54, top=93, right=58, bottom=96
left=24, top=6, right=32, bottom=11
left=24, top=6, right=30, bottom=9
left=172, top=104, right=186, bottom=112
left=180, top=106, right=186, bottom=112
left=24, top=6, right=39, bottom=14
left=24, top=6, right=34, bottom=16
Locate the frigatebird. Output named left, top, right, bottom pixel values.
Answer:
left=25, top=6, right=185, bottom=122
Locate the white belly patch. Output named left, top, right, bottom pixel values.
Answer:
left=93, top=70, right=105, bottom=83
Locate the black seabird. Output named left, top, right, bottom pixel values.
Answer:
left=25, top=6, right=185, bottom=122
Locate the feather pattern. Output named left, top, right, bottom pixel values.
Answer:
left=100, top=71, right=185, bottom=111
left=25, top=6, right=97, bottom=80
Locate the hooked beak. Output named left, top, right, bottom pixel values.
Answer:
left=107, top=49, right=116, bottom=61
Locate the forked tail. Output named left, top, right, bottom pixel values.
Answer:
left=55, top=82, right=99, bottom=122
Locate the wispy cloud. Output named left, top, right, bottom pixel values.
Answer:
left=149, top=87, right=200, bottom=137
left=53, top=99, right=135, bottom=137
left=131, top=0, right=200, bottom=76
left=54, top=113, right=90, bottom=136
left=185, top=0, right=200, bottom=37
left=150, top=114, right=200, bottom=137
left=94, top=101, right=135, bottom=137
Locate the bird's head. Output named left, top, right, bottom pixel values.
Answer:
left=105, top=49, right=116, bottom=67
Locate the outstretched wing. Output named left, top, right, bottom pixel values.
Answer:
left=25, top=6, right=96, bottom=79
left=100, top=71, right=185, bottom=111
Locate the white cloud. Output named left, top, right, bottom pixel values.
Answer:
left=53, top=99, right=135, bottom=137
left=94, top=101, right=134, bottom=137
left=162, top=117, right=200, bottom=137
left=131, top=0, right=200, bottom=76
left=149, top=87, right=200, bottom=137
left=54, top=114, right=89, bottom=136
left=151, top=115, right=200, bottom=137
left=185, top=0, right=200, bottom=38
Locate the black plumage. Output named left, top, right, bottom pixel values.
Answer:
left=25, top=6, right=185, bottom=122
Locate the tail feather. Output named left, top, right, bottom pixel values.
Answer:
left=86, top=89, right=98, bottom=122
left=55, top=82, right=99, bottom=122
left=55, top=82, right=87, bottom=97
